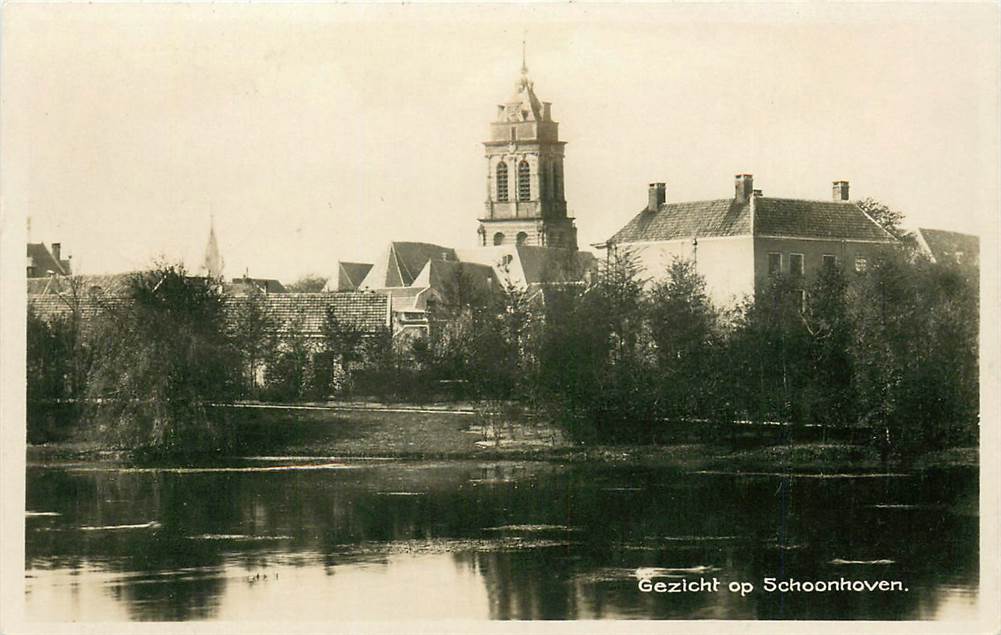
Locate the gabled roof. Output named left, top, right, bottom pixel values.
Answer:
left=608, top=197, right=898, bottom=244
left=337, top=262, right=374, bottom=291
left=411, top=259, right=497, bottom=305
left=359, top=242, right=456, bottom=289
left=392, top=242, right=457, bottom=285
left=914, top=228, right=980, bottom=265
left=26, top=243, right=69, bottom=277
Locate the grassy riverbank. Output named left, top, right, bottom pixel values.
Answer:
left=26, top=403, right=978, bottom=472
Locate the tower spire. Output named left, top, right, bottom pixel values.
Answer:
left=202, top=214, right=224, bottom=280
left=521, top=36, right=527, bottom=75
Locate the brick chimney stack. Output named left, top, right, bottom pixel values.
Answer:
left=647, top=182, right=666, bottom=212
left=735, top=174, right=754, bottom=203
left=52, top=243, right=61, bottom=262
left=832, top=180, right=850, bottom=202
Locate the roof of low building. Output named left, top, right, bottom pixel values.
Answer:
left=29, top=282, right=390, bottom=338
left=914, top=228, right=980, bottom=264
left=608, top=197, right=898, bottom=244
left=232, top=292, right=390, bottom=336
left=28, top=293, right=129, bottom=323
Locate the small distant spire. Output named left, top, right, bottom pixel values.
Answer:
left=202, top=214, right=224, bottom=280
left=521, top=37, right=527, bottom=75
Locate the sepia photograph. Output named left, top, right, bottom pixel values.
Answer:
left=1, top=2, right=998, bottom=632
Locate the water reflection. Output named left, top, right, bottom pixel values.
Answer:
left=25, top=460, right=978, bottom=621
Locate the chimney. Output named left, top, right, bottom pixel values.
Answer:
left=735, top=174, right=754, bottom=203
left=647, top=182, right=666, bottom=212
left=51, top=243, right=61, bottom=262
left=752, top=189, right=763, bottom=197
left=832, top=180, right=850, bottom=201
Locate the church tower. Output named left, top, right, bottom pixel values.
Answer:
left=477, top=51, right=577, bottom=250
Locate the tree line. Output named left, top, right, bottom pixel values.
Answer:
left=28, top=234, right=978, bottom=460
left=412, top=241, right=978, bottom=461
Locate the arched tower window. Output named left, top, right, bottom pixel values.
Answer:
left=496, top=162, right=508, bottom=203
left=493, top=232, right=505, bottom=246
left=516, top=232, right=528, bottom=246
left=518, top=160, right=531, bottom=201
left=553, top=164, right=563, bottom=199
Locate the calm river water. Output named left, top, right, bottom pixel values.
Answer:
left=25, top=458, right=978, bottom=621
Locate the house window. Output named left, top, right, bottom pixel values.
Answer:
left=790, top=253, right=804, bottom=277
left=768, top=252, right=782, bottom=275
left=822, top=254, right=837, bottom=269
left=493, top=232, right=505, bottom=246
left=510, top=127, right=516, bottom=142
left=518, top=160, right=531, bottom=201
left=496, top=162, right=508, bottom=202
left=855, top=256, right=868, bottom=273
left=516, top=232, right=528, bottom=246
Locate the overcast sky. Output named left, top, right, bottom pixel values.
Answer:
left=3, top=3, right=998, bottom=282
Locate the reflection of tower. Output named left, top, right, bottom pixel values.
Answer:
left=201, top=216, right=224, bottom=279
left=477, top=46, right=577, bottom=250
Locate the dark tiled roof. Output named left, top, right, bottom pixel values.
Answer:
left=30, top=287, right=389, bottom=338
left=424, top=260, right=496, bottom=293
left=516, top=245, right=597, bottom=284
left=609, top=200, right=751, bottom=243
left=608, top=197, right=898, bottom=243
left=753, top=198, right=897, bottom=242
left=28, top=294, right=130, bottom=326
left=391, top=242, right=456, bottom=286
left=26, top=273, right=134, bottom=297
left=916, top=228, right=980, bottom=264
left=26, top=243, right=69, bottom=277
left=226, top=292, right=390, bottom=337
left=337, top=262, right=373, bottom=291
